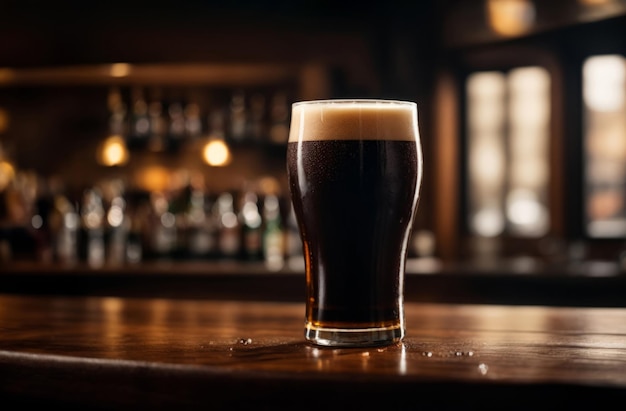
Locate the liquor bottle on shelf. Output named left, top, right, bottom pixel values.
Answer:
left=148, top=191, right=177, bottom=261
left=31, top=176, right=55, bottom=263
left=103, top=180, right=129, bottom=266
left=268, top=91, right=290, bottom=145
left=128, top=87, right=150, bottom=149
left=184, top=93, right=203, bottom=141
left=78, top=187, right=105, bottom=268
left=167, top=173, right=192, bottom=259
left=262, top=193, right=285, bottom=270
left=229, top=89, right=248, bottom=143
left=125, top=190, right=152, bottom=264
left=185, top=176, right=218, bottom=260
left=125, top=198, right=144, bottom=265
left=107, top=87, right=127, bottom=138
left=248, top=92, right=267, bottom=143
left=239, top=187, right=263, bottom=261
left=207, top=106, right=227, bottom=139
left=147, top=88, right=167, bottom=152
left=51, top=193, right=79, bottom=266
left=167, top=97, right=187, bottom=152
left=214, top=191, right=241, bottom=260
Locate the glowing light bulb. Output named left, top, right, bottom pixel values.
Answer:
left=202, top=139, right=232, bottom=166
left=98, top=135, right=129, bottom=166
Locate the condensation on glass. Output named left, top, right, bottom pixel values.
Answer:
left=583, top=54, right=626, bottom=238
left=466, top=66, right=551, bottom=238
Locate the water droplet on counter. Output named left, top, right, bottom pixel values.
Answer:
left=239, top=338, right=252, bottom=345
left=422, top=351, right=433, bottom=357
left=478, top=363, right=489, bottom=375
left=451, top=350, right=475, bottom=357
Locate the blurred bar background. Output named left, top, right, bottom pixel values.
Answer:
left=0, top=0, right=625, bottom=304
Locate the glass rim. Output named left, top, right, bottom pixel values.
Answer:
left=292, top=98, right=417, bottom=108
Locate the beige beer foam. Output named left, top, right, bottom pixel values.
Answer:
left=289, top=100, right=418, bottom=142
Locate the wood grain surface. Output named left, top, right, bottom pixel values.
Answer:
left=1, top=294, right=625, bottom=409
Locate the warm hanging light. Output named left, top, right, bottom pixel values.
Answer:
left=109, top=63, right=131, bottom=78
left=486, top=0, right=536, bottom=37
left=134, top=166, right=170, bottom=192
left=97, top=135, right=129, bottom=166
left=202, top=139, right=232, bottom=166
left=0, top=160, right=15, bottom=191
left=0, top=140, right=15, bottom=191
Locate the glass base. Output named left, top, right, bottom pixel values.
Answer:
left=305, top=322, right=404, bottom=347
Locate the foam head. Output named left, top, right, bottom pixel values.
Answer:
left=289, top=99, right=418, bottom=142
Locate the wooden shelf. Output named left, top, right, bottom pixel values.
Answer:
left=0, top=62, right=303, bottom=88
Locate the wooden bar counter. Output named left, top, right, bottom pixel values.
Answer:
left=1, top=293, right=626, bottom=410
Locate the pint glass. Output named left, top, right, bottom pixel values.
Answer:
left=287, top=99, right=423, bottom=347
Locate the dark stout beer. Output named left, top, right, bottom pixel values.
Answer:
left=287, top=100, right=422, bottom=346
